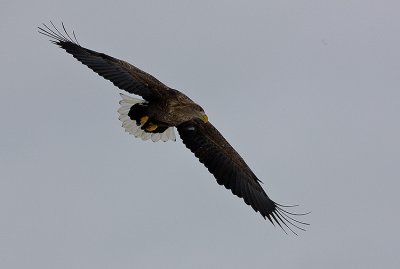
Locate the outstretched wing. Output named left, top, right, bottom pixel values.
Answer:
left=38, top=22, right=168, bottom=101
left=177, top=119, right=308, bottom=234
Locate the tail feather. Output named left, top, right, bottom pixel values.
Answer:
left=118, top=94, right=176, bottom=142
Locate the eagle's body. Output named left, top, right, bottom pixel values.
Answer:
left=38, top=23, right=307, bottom=234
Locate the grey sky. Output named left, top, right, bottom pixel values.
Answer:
left=1, top=1, right=399, bottom=268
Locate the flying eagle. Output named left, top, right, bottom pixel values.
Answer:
left=38, top=23, right=308, bottom=234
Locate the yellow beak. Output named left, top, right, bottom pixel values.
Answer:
left=202, top=114, right=209, bottom=123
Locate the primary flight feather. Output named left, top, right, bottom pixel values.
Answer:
left=38, top=22, right=308, bottom=234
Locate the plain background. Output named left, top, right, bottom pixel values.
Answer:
left=1, top=1, right=399, bottom=268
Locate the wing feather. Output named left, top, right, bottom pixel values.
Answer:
left=177, top=119, right=308, bottom=234
left=38, top=22, right=168, bottom=101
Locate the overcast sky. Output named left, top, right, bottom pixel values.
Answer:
left=1, top=1, right=399, bottom=268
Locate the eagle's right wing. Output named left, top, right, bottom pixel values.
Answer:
left=177, top=118, right=308, bottom=234
left=38, top=22, right=168, bottom=101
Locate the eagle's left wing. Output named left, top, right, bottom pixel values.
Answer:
left=177, top=119, right=308, bottom=234
left=38, top=22, right=168, bottom=101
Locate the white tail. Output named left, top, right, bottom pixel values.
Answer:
left=118, top=94, right=176, bottom=142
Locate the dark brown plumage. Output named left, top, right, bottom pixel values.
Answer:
left=38, top=22, right=308, bottom=234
